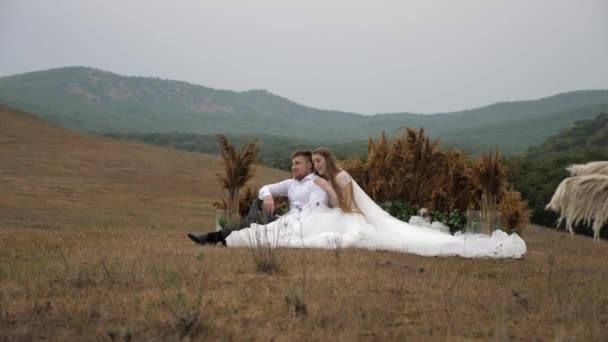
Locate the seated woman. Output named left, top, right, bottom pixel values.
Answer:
left=227, top=148, right=527, bottom=259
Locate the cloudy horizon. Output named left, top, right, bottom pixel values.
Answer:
left=1, top=0, right=607, bottom=114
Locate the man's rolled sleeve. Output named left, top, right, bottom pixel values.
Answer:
left=258, top=179, right=292, bottom=200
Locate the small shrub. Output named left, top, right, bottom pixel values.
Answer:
left=218, top=216, right=240, bottom=228
left=430, top=209, right=467, bottom=234
left=160, top=290, right=203, bottom=340
left=285, top=285, right=307, bottom=318
left=379, top=200, right=419, bottom=222
left=159, top=253, right=206, bottom=340
left=379, top=200, right=467, bottom=234
left=247, top=223, right=286, bottom=274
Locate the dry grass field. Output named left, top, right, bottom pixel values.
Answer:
left=0, top=105, right=287, bottom=230
left=1, top=105, right=607, bottom=341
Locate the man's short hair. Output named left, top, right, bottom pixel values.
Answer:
left=291, top=150, right=312, bottom=164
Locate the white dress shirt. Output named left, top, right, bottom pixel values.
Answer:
left=258, top=173, right=329, bottom=210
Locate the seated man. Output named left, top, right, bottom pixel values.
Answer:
left=187, top=150, right=328, bottom=246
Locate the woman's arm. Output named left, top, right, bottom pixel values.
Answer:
left=336, top=171, right=362, bottom=214
left=314, top=177, right=340, bottom=208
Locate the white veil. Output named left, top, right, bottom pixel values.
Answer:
left=350, top=178, right=527, bottom=258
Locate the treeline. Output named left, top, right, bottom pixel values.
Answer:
left=104, top=132, right=367, bottom=170
left=509, top=157, right=608, bottom=238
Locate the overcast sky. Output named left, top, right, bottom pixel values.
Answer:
left=1, top=0, right=607, bottom=114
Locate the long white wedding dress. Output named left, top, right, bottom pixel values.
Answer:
left=226, top=174, right=527, bottom=259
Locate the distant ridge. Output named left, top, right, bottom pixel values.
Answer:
left=525, top=112, right=608, bottom=159
left=2, top=66, right=608, bottom=154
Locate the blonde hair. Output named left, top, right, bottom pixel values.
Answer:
left=312, top=147, right=356, bottom=213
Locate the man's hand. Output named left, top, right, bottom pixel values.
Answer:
left=262, top=195, right=275, bottom=214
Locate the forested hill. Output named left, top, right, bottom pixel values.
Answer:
left=0, top=66, right=358, bottom=137
left=525, top=112, right=608, bottom=159
left=2, top=66, right=608, bottom=155
left=103, top=132, right=367, bottom=171
left=509, top=111, right=608, bottom=237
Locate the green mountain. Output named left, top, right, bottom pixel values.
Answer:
left=525, top=112, right=608, bottom=159
left=2, top=66, right=608, bottom=155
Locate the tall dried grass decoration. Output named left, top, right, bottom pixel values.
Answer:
left=471, top=149, right=509, bottom=207
left=470, top=149, right=509, bottom=233
left=430, top=149, right=476, bottom=211
left=366, top=131, right=392, bottom=201
left=546, top=173, right=608, bottom=241
left=342, top=128, right=528, bottom=234
left=216, top=134, right=259, bottom=219
left=390, top=127, right=442, bottom=206
left=340, top=156, right=367, bottom=190
left=498, top=190, right=531, bottom=235
left=381, top=127, right=471, bottom=211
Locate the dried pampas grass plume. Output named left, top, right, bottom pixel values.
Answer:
left=566, top=161, right=608, bottom=177
left=546, top=173, right=608, bottom=241
left=215, top=134, right=259, bottom=218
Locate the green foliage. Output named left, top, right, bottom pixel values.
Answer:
left=378, top=201, right=466, bottom=234
left=218, top=216, right=240, bottom=227
left=378, top=201, right=419, bottom=222
left=104, top=132, right=367, bottom=170
left=430, top=209, right=467, bottom=233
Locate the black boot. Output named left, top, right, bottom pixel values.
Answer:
left=187, top=231, right=225, bottom=245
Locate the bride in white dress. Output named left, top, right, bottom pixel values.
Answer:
left=226, top=148, right=527, bottom=259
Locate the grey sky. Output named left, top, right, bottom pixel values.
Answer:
left=1, top=0, right=607, bottom=114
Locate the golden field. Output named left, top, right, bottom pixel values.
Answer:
left=0, top=105, right=287, bottom=230
left=1, top=105, right=607, bottom=341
